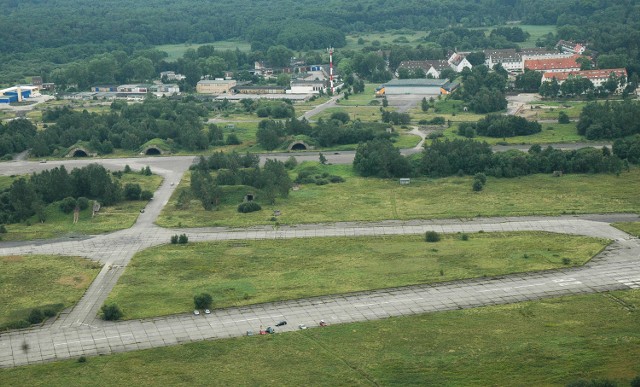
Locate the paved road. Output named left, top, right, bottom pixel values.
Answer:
left=0, top=212, right=639, bottom=368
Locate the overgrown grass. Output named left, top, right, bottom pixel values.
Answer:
left=106, top=232, right=607, bottom=319
left=0, top=255, right=101, bottom=329
left=612, top=222, right=640, bottom=237
left=156, top=40, right=251, bottom=61
left=157, top=164, right=640, bottom=228
left=2, top=289, right=638, bottom=385
left=2, top=173, right=163, bottom=241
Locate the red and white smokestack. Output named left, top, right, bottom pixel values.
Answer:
left=329, top=47, right=334, bottom=94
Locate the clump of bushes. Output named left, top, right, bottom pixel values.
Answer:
left=425, top=231, right=441, bottom=242
left=171, top=234, right=189, bottom=244
left=237, top=202, right=262, bottom=213
left=295, top=169, right=345, bottom=185
left=472, top=173, right=487, bottom=192
left=101, top=303, right=123, bottom=321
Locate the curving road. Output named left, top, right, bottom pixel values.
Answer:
left=0, top=155, right=636, bottom=368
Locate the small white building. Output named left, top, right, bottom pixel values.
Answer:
left=287, top=80, right=327, bottom=94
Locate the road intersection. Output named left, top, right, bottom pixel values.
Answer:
left=0, top=157, right=638, bottom=369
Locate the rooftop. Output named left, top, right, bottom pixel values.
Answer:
left=524, top=55, right=582, bottom=71
left=543, top=68, right=627, bottom=81
left=384, top=79, right=448, bottom=87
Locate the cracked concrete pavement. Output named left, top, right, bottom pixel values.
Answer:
left=0, top=157, right=638, bottom=368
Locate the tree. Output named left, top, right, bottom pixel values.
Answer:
left=256, top=120, right=285, bottom=150
left=319, top=152, right=327, bottom=165
left=194, top=293, right=212, bottom=309
left=267, top=45, right=293, bottom=68
left=353, top=139, right=412, bottom=178
left=421, top=97, right=429, bottom=112
left=515, top=70, right=543, bottom=92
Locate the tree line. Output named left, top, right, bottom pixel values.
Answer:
left=353, top=138, right=628, bottom=179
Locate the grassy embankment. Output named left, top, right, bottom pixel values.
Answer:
left=2, top=289, right=638, bottom=386
left=0, top=255, right=101, bottom=330
left=157, top=163, right=640, bottom=228
left=106, top=232, right=608, bottom=319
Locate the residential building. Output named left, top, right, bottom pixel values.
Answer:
left=196, top=79, right=237, bottom=94
left=396, top=60, right=450, bottom=78
left=484, top=48, right=572, bottom=72
left=447, top=53, right=473, bottom=72
left=541, top=68, right=627, bottom=92
left=160, top=71, right=186, bottom=81
left=556, top=40, right=587, bottom=55
left=524, top=55, right=582, bottom=73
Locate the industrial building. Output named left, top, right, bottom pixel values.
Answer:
left=196, top=79, right=237, bottom=94
left=0, top=86, right=39, bottom=104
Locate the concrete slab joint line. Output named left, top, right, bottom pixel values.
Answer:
left=0, top=158, right=639, bottom=368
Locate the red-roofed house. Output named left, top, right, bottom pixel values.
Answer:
left=556, top=40, right=587, bottom=55
left=524, top=55, right=582, bottom=73
left=541, top=68, right=627, bottom=92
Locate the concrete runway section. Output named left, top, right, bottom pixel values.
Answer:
left=0, top=213, right=638, bottom=368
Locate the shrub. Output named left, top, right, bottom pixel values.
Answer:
left=630, top=375, right=640, bottom=387
left=474, top=173, right=487, bottom=185
left=284, top=156, right=298, bottom=170
left=194, top=293, right=213, bottom=309
left=329, top=175, right=345, bottom=183
left=0, top=224, right=6, bottom=233
left=558, top=111, right=570, bottom=124
left=59, top=197, right=77, bottom=213
left=460, top=233, right=469, bottom=241
left=425, top=231, right=441, bottom=242
left=315, top=179, right=329, bottom=185
left=140, top=190, right=153, bottom=201
left=225, top=133, right=241, bottom=145
left=238, top=202, right=262, bottom=213
left=101, top=303, right=123, bottom=321
left=123, top=164, right=132, bottom=173
left=171, top=234, right=178, bottom=244
left=27, top=309, right=45, bottom=324
left=178, top=233, right=188, bottom=244
left=43, top=308, right=57, bottom=318
left=78, top=356, right=87, bottom=363
left=77, top=197, right=89, bottom=210
left=472, top=179, right=484, bottom=192
left=124, top=183, right=142, bottom=200
left=562, top=257, right=572, bottom=265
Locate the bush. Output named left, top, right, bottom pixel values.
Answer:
left=630, top=375, right=640, bottom=387
left=77, top=197, right=89, bottom=210
left=194, top=293, right=213, bottom=309
left=59, top=197, right=77, bottom=213
left=170, top=235, right=178, bottom=244
left=101, top=303, right=123, bottom=321
left=178, top=233, right=188, bottom=244
left=315, top=179, right=329, bottom=185
left=460, top=233, right=469, bottom=241
left=284, top=156, right=298, bottom=170
left=123, top=164, right=132, bottom=173
left=472, top=179, right=484, bottom=192
left=238, top=202, right=262, bottom=213
left=78, top=356, right=87, bottom=363
left=140, top=190, right=153, bottom=201
left=558, top=111, right=570, bottom=124
left=27, top=309, right=45, bottom=324
left=225, top=133, right=241, bottom=145
left=124, top=183, right=142, bottom=200
left=329, top=175, right=345, bottom=183
left=473, top=173, right=487, bottom=185
left=0, top=224, right=6, bottom=233
left=425, top=231, right=441, bottom=242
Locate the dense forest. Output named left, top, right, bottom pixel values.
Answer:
left=1, top=0, right=640, bottom=85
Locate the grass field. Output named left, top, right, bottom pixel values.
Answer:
left=612, top=222, right=640, bottom=237
left=443, top=122, right=585, bottom=145
left=157, top=164, right=640, bottom=228
left=0, top=255, right=101, bottom=329
left=344, top=30, right=428, bottom=51
left=2, top=173, right=163, bottom=242
left=156, top=41, right=252, bottom=61
left=106, top=232, right=607, bottom=319
left=2, top=289, right=638, bottom=385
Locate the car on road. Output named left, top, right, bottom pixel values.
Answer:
left=193, top=310, right=200, bottom=316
